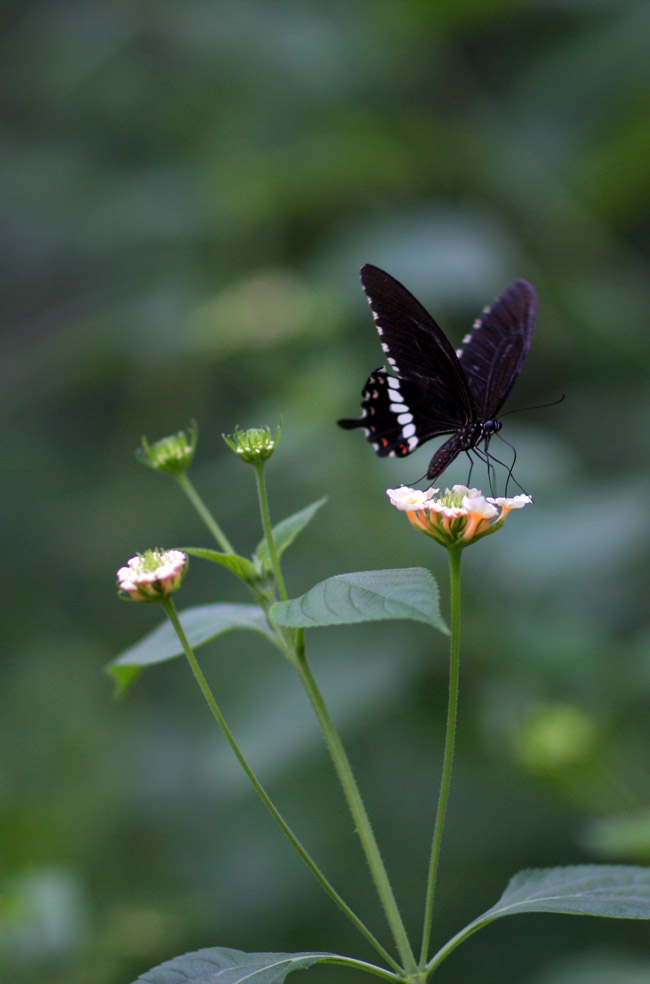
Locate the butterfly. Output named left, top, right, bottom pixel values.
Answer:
left=338, top=264, right=537, bottom=483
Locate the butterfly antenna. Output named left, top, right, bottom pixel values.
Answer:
left=500, top=393, right=565, bottom=418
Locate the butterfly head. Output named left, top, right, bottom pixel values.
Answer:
left=484, top=419, right=502, bottom=435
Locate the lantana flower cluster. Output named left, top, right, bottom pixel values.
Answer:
left=387, top=485, right=532, bottom=548
left=117, top=549, right=188, bottom=602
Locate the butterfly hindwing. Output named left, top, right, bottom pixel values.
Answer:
left=457, top=279, right=536, bottom=418
left=338, top=367, right=455, bottom=458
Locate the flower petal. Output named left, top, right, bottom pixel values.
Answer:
left=387, top=486, right=437, bottom=511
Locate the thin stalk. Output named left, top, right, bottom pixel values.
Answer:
left=160, top=597, right=399, bottom=973
left=292, top=632, right=418, bottom=977
left=254, top=463, right=289, bottom=602
left=176, top=474, right=277, bottom=625
left=426, top=917, right=487, bottom=975
left=419, top=545, right=462, bottom=966
left=318, top=955, right=404, bottom=982
left=176, top=473, right=235, bottom=554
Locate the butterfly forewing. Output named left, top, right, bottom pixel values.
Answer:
left=359, top=264, right=475, bottom=427
left=457, top=279, right=536, bottom=418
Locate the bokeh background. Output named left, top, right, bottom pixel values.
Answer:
left=3, top=2, right=650, bottom=983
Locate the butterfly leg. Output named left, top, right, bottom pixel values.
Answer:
left=503, top=435, right=516, bottom=496
left=464, top=451, right=475, bottom=488
left=494, top=432, right=533, bottom=501
left=483, top=436, right=497, bottom=496
left=471, top=442, right=498, bottom=497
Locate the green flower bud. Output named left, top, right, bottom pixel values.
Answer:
left=137, top=423, right=198, bottom=476
left=223, top=425, right=281, bottom=465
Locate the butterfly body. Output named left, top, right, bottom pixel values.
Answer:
left=338, top=264, right=536, bottom=482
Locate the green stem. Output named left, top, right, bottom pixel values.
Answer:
left=292, top=631, right=418, bottom=976
left=426, top=916, right=488, bottom=975
left=254, top=463, right=289, bottom=602
left=419, top=545, right=463, bottom=967
left=319, top=955, right=403, bottom=982
left=176, top=473, right=235, bottom=554
left=160, top=597, right=400, bottom=973
left=176, top=473, right=276, bottom=625
left=253, top=464, right=412, bottom=970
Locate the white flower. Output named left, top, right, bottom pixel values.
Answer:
left=386, top=486, right=438, bottom=511
left=388, top=484, right=533, bottom=548
left=487, top=494, right=533, bottom=511
left=117, top=549, right=188, bottom=601
left=428, top=501, right=465, bottom=519
left=461, top=494, right=499, bottom=520
left=449, top=485, right=482, bottom=498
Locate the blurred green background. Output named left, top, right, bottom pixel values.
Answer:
left=3, top=2, right=650, bottom=982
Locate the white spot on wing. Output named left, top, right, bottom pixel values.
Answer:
left=408, top=436, right=419, bottom=450
left=397, top=412, right=413, bottom=425
left=402, top=423, right=416, bottom=439
left=387, top=377, right=400, bottom=389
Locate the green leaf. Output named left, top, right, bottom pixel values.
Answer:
left=183, top=547, right=259, bottom=583
left=480, top=865, right=650, bottom=921
left=432, top=865, right=650, bottom=972
left=270, top=568, right=447, bottom=633
left=132, top=947, right=334, bottom=984
left=254, top=497, right=327, bottom=573
left=107, top=604, right=277, bottom=694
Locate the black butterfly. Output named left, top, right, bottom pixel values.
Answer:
left=338, top=264, right=537, bottom=483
